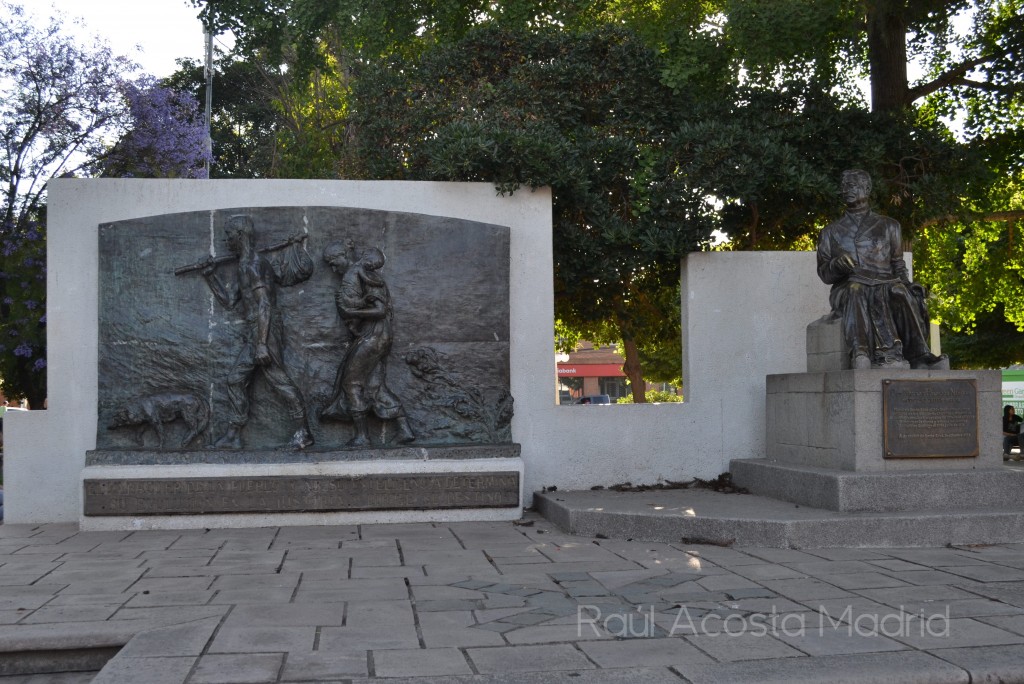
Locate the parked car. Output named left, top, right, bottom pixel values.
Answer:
left=575, top=394, right=612, bottom=405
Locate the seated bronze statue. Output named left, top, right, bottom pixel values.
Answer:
left=816, top=170, right=949, bottom=370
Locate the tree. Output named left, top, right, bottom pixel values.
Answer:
left=191, top=0, right=1024, bottom=366
left=351, top=26, right=715, bottom=401
left=164, top=57, right=284, bottom=179
left=101, top=76, right=211, bottom=179
left=0, top=3, right=137, bottom=407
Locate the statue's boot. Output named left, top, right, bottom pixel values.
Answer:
left=212, top=427, right=242, bottom=449
left=393, top=416, right=415, bottom=445
left=910, top=353, right=950, bottom=370
left=289, top=426, right=314, bottom=450
left=852, top=354, right=872, bottom=370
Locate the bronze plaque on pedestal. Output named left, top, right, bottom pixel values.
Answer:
left=883, top=379, right=978, bottom=458
left=84, top=472, right=520, bottom=516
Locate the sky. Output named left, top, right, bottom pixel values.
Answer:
left=9, top=0, right=217, bottom=78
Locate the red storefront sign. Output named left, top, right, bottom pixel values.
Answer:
left=556, top=363, right=625, bottom=377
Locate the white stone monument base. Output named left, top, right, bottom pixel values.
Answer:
left=80, top=457, right=523, bottom=531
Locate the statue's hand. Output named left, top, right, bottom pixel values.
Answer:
left=200, top=257, right=218, bottom=277
left=833, top=253, right=856, bottom=275
left=255, top=343, right=271, bottom=366
left=909, top=283, right=926, bottom=298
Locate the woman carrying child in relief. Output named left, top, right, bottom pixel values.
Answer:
left=321, top=242, right=415, bottom=447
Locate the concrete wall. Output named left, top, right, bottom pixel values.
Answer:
left=4, top=180, right=832, bottom=523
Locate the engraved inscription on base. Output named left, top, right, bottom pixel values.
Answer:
left=84, top=472, right=520, bottom=516
left=883, top=379, right=978, bottom=458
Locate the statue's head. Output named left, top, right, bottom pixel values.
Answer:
left=840, top=170, right=872, bottom=206
left=225, top=214, right=254, bottom=251
left=359, top=246, right=386, bottom=271
left=323, top=241, right=349, bottom=273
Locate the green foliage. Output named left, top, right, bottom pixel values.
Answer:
left=616, top=389, right=682, bottom=404
left=193, top=0, right=1024, bottom=368
left=351, top=24, right=714, bottom=389
left=942, top=306, right=1024, bottom=369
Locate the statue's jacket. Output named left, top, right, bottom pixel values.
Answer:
left=816, top=210, right=910, bottom=291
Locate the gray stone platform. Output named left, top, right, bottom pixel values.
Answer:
left=533, top=472, right=1024, bottom=548
left=731, top=459, right=1024, bottom=512
left=3, top=513, right=1024, bottom=683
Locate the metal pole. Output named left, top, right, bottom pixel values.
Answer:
left=203, top=28, right=213, bottom=178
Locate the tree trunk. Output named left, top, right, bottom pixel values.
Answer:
left=866, top=1, right=910, bottom=112
left=621, top=338, right=646, bottom=403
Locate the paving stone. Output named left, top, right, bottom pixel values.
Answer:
left=741, top=549, right=826, bottom=564
left=416, top=610, right=506, bottom=648
left=772, top=618, right=911, bottom=656
left=90, top=655, right=197, bottom=684
left=190, top=653, right=283, bottom=684
left=723, top=587, right=779, bottom=600
left=118, top=617, right=220, bottom=657
left=211, top=588, right=296, bottom=604
left=372, top=647, right=473, bottom=677
left=19, top=604, right=121, bottom=623
left=497, top=611, right=554, bottom=626
left=291, top=578, right=408, bottom=602
left=820, top=572, right=914, bottom=590
left=866, top=559, right=930, bottom=572
left=799, top=549, right=894, bottom=562
left=467, top=644, right=597, bottom=674
left=976, top=613, right=1024, bottom=635
left=480, top=595, right=527, bottom=609
left=899, top=598, right=1024, bottom=619
left=417, top=599, right=483, bottom=612
left=504, top=622, right=614, bottom=644
left=224, top=603, right=346, bottom=628
left=130, top=577, right=215, bottom=593
left=785, top=561, right=880, bottom=576
left=927, top=644, right=1024, bottom=683
left=209, top=573, right=302, bottom=591
left=111, top=606, right=229, bottom=625
left=761, top=578, right=856, bottom=601
left=731, top=564, right=810, bottom=581
left=888, top=617, right=1024, bottom=650
left=579, top=636, right=713, bottom=667
left=279, top=651, right=368, bottom=680
left=673, top=650, right=969, bottom=684
left=452, top=580, right=496, bottom=590
left=413, top=586, right=487, bottom=601
left=350, top=566, right=426, bottom=579
left=685, top=631, right=806, bottom=661
left=718, top=597, right=808, bottom=614
left=124, top=590, right=215, bottom=608
left=941, top=564, right=1024, bottom=583
left=46, top=592, right=132, bottom=606
left=695, top=574, right=763, bottom=592
left=885, top=569, right=977, bottom=586
left=856, top=584, right=980, bottom=606
left=208, top=626, right=316, bottom=653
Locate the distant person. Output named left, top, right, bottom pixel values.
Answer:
left=1003, top=404, right=1022, bottom=460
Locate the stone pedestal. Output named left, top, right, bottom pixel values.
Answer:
left=731, top=368, right=1015, bottom=513
left=806, top=316, right=849, bottom=372
left=764, top=369, right=999, bottom=472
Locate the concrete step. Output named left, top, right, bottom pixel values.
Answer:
left=731, top=459, right=1024, bottom=512
left=533, top=487, right=1024, bottom=548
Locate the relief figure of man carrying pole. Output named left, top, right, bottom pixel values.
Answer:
left=197, top=214, right=315, bottom=449
left=816, top=170, right=949, bottom=370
